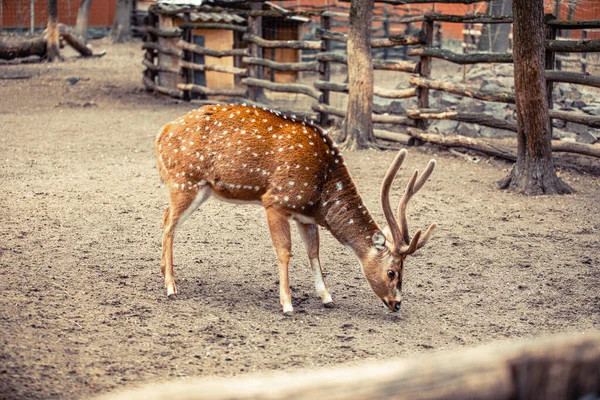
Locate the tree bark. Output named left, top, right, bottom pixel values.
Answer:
left=110, top=0, right=133, bottom=43
left=341, top=0, right=375, bottom=149
left=46, top=0, right=61, bottom=61
left=75, top=0, right=93, bottom=44
left=498, top=0, right=572, bottom=195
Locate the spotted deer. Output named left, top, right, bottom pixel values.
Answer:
left=156, top=104, right=436, bottom=314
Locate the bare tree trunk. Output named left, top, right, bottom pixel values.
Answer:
left=498, top=0, right=572, bottom=195
left=75, top=0, right=93, bottom=43
left=110, top=0, right=133, bottom=43
left=341, top=0, right=375, bottom=150
left=46, top=0, right=61, bottom=61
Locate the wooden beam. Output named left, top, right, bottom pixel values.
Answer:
left=407, top=108, right=517, bottom=132
left=178, top=23, right=247, bottom=33
left=242, top=34, right=321, bottom=50
left=177, top=40, right=247, bottom=58
left=242, top=78, right=321, bottom=100
left=545, top=70, right=600, bottom=88
left=180, top=60, right=247, bottom=76
left=409, top=76, right=515, bottom=103
left=137, top=26, right=182, bottom=38
left=408, top=47, right=513, bottom=64
left=549, top=109, right=600, bottom=128
left=546, top=39, right=600, bottom=53
left=143, top=76, right=182, bottom=98
left=177, top=83, right=247, bottom=97
left=96, top=332, right=600, bottom=400
left=142, top=59, right=179, bottom=74
left=546, top=19, right=600, bottom=29
left=316, top=52, right=418, bottom=72
left=242, top=57, right=319, bottom=72
left=312, top=103, right=415, bottom=126
left=424, top=12, right=512, bottom=24
left=142, top=42, right=182, bottom=57
left=313, top=80, right=416, bottom=99
left=315, top=28, right=425, bottom=47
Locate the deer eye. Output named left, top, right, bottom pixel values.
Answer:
left=387, top=270, right=395, bottom=279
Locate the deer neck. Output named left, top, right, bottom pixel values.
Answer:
left=317, top=163, right=380, bottom=259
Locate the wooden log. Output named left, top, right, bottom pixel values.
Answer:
left=313, top=80, right=416, bottom=99
left=242, top=57, right=319, bottom=72
left=142, top=76, right=182, bottom=98
left=142, top=41, right=182, bottom=57
left=546, top=19, right=600, bottom=29
left=406, top=128, right=600, bottom=160
left=177, top=40, right=247, bottom=58
left=242, top=78, right=321, bottom=100
left=369, top=0, right=490, bottom=3
left=316, top=51, right=418, bottom=73
left=408, top=47, right=513, bottom=64
left=545, top=70, right=600, bottom=88
left=409, top=76, right=515, bottom=103
left=178, top=22, right=247, bottom=33
left=315, top=28, right=425, bottom=47
left=242, top=33, right=321, bottom=50
left=177, top=83, right=247, bottom=97
left=142, top=59, right=179, bottom=74
left=0, top=36, right=46, bottom=60
left=374, top=129, right=415, bottom=145
left=546, top=39, right=600, bottom=53
left=137, top=26, right=182, bottom=38
left=96, top=332, right=600, bottom=400
left=407, top=108, right=517, bottom=132
left=180, top=60, right=246, bottom=76
left=312, top=103, right=415, bottom=126
left=424, top=12, right=512, bottom=24
left=321, top=10, right=425, bottom=23
left=549, top=109, right=600, bottom=128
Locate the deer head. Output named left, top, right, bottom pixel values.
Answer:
left=360, top=149, right=436, bottom=312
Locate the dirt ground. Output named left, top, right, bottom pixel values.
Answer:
left=0, top=41, right=599, bottom=400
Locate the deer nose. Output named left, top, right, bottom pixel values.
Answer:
left=393, top=301, right=401, bottom=312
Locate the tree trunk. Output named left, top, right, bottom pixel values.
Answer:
left=75, top=0, right=93, bottom=44
left=341, top=0, right=375, bottom=150
left=498, top=0, right=572, bottom=195
left=110, top=0, right=133, bottom=43
left=46, top=0, right=61, bottom=61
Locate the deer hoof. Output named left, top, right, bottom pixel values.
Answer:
left=166, top=283, right=177, bottom=298
left=283, top=310, right=295, bottom=317
left=323, top=301, right=335, bottom=309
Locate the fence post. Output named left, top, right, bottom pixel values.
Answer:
left=247, top=3, right=264, bottom=102
left=545, top=15, right=556, bottom=138
left=417, top=17, right=434, bottom=131
left=581, top=30, right=587, bottom=74
left=318, top=14, right=331, bottom=125
left=182, top=11, right=192, bottom=101
left=144, top=8, right=158, bottom=91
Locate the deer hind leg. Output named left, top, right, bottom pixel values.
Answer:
left=265, top=207, right=294, bottom=314
left=296, top=222, right=334, bottom=308
left=161, top=185, right=212, bottom=298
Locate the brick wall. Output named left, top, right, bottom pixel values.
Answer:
left=1, top=0, right=116, bottom=28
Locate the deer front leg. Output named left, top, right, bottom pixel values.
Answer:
left=296, top=222, right=334, bottom=308
left=265, top=207, right=294, bottom=314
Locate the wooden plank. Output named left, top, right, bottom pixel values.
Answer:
left=242, top=78, right=321, bottom=100
left=180, top=60, right=246, bottom=76
left=408, top=47, right=513, bottom=64
left=97, top=332, right=600, bottom=400
left=177, top=40, right=247, bottom=58
left=545, top=70, right=600, bottom=88
left=409, top=76, right=515, bottom=103
left=242, top=33, right=321, bottom=50
left=177, top=83, right=247, bottom=97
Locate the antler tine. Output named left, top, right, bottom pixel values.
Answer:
left=398, top=159, right=436, bottom=251
left=381, top=149, right=407, bottom=250
left=417, top=223, right=437, bottom=250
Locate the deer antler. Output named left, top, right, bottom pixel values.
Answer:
left=396, top=159, right=436, bottom=255
left=381, top=149, right=408, bottom=251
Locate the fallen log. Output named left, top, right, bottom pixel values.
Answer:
left=406, top=128, right=600, bottom=160
left=0, top=36, right=46, bottom=60
left=96, top=331, right=600, bottom=400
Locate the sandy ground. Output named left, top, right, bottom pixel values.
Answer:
left=0, top=41, right=599, bottom=400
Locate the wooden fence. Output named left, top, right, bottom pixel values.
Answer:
left=141, top=2, right=600, bottom=158
left=97, top=331, right=600, bottom=400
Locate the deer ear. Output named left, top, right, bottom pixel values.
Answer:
left=372, top=231, right=386, bottom=250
